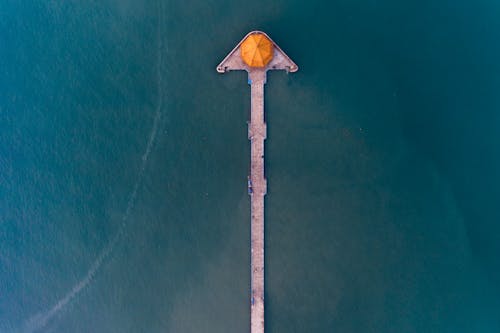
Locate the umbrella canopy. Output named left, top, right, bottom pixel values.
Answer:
left=240, top=33, right=274, bottom=68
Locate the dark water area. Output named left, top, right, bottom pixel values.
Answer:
left=1, top=0, right=499, bottom=332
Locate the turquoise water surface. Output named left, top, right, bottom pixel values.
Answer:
left=1, top=1, right=500, bottom=332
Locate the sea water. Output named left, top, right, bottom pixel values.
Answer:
left=1, top=0, right=499, bottom=332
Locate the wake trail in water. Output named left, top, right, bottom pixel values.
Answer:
left=22, top=6, right=166, bottom=333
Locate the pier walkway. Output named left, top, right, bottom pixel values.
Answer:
left=217, top=31, right=297, bottom=333
left=249, top=69, right=266, bottom=333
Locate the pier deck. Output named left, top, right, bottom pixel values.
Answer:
left=217, top=31, right=297, bottom=333
left=249, top=69, right=266, bottom=333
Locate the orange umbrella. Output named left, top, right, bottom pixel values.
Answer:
left=240, top=33, right=274, bottom=67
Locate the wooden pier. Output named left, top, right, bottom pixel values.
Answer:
left=217, top=31, right=298, bottom=333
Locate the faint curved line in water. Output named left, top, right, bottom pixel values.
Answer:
left=21, top=7, right=166, bottom=333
